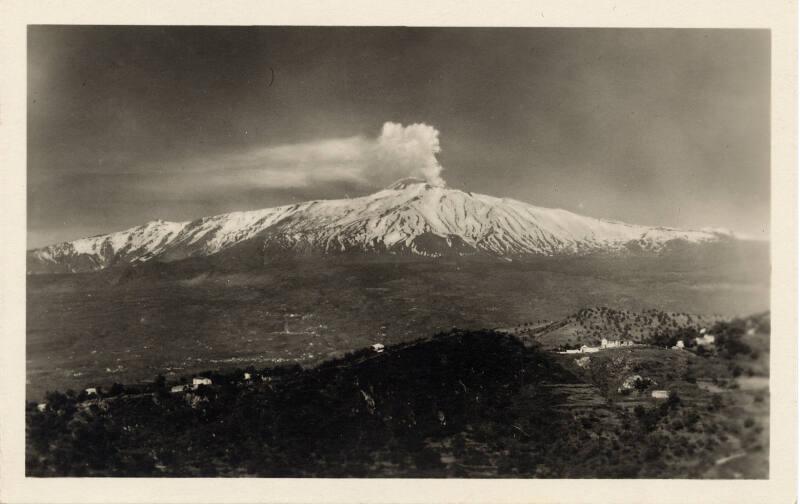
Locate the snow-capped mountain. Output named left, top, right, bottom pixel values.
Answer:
left=28, top=178, right=736, bottom=274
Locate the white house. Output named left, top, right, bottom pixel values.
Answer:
left=85, top=387, right=98, bottom=396
left=371, top=343, right=385, bottom=353
left=36, top=403, right=47, bottom=412
left=243, top=372, right=252, bottom=381
left=672, top=340, right=685, bottom=350
left=580, top=345, right=600, bottom=354
left=695, top=334, right=716, bottom=346
left=192, top=377, right=212, bottom=387
left=170, top=385, right=187, bottom=393
left=651, top=390, right=669, bottom=399
left=563, top=348, right=582, bottom=354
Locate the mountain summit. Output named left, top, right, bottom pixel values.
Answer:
left=385, top=177, right=434, bottom=190
left=28, top=180, right=735, bottom=274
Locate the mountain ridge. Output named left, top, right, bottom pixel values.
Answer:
left=28, top=180, right=740, bottom=274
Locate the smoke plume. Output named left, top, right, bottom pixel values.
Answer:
left=142, top=122, right=448, bottom=197
left=374, top=122, right=445, bottom=187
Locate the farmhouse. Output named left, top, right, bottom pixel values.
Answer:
left=192, top=377, right=212, bottom=388
left=170, top=385, right=187, bottom=393
left=244, top=372, right=252, bottom=381
left=36, top=403, right=47, bottom=412
left=695, top=334, right=716, bottom=346
left=651, top=390, right=669, bottom=399
left=85, top=387, right=98, bottom=396
left=672, top=340, right=685, bottom=350
left=371, top=343, right=385, bottom=353
left=580, top=345, right=600, bottom=354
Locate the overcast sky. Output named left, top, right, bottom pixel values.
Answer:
left=28, top=26, right=769, bottom=248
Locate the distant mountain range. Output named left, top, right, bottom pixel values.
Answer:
left=28, top=178, right=743, bottom=274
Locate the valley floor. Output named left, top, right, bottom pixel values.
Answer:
left=25, top=259, right=768, bottom=401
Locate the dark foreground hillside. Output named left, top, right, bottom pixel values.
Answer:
left=27, top=326, right=768, bottom=478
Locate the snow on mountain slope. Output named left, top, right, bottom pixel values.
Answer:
left=28, top=179, right=734, bottom=273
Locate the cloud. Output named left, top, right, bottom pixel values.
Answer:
left=374, top=122, right=445, bottom=187
left=144, top=122, right=447, bottom=197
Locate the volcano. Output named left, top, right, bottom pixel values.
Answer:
left=28, top=179, right=739, bottom=274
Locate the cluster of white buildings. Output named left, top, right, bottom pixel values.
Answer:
left=168, top=371, right=263, bottom=394
left=170, top=376, right=213, bottom=393
left=672, top=328, right=716, bottom=350
left=601, top=338, right=634, bottom=349
left=558, top=338, right=634, bottom=354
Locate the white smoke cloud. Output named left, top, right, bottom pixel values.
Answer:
left=144, top=122, right=447, bottom=195
left=374, top=122, right=445, bottom=187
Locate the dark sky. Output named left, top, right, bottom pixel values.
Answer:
left=28, top=26, right=770, bottom=248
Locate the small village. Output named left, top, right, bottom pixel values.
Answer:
left=553, top=327, right=721, bottom=402
left=555, top=328, right=718, bottom=355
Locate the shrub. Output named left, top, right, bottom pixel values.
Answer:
left=666, top=391, right=681, bottom=409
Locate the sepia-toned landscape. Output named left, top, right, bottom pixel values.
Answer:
left=25, top=26, right=770, bottom=479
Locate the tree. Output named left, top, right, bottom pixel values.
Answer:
left=666, top=391, right=681, bottom=409
left=633, top=377, right=652, bottom=392
left=714, top=322, right=750, bottom=358
left=154, top=374, right=166, bottom=390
